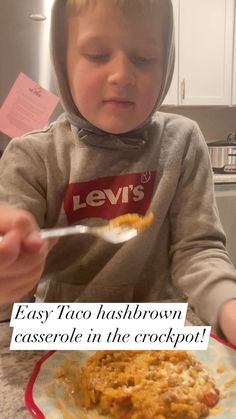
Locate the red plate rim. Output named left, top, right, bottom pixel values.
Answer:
left=25, top=350, right=56, bottom=418
left=210, top=332, right=236, bottom=351
left=24, top=334, right=236, bottom=418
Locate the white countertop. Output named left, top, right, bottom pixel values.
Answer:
left=0, top=322, right=45, bottom=419
left=213, top=174, right=236, bottom=184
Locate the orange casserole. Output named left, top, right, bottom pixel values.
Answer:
left=56, top=350, right=220, bottom=419
left=109, top=212, right=154, bottom=231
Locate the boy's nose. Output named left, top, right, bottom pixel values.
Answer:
left=107, top=54, right=136, bottom=87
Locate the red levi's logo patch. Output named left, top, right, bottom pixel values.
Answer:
left=64, top=172, right=156, bottom=224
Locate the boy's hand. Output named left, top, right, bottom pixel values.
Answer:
left=0, top=206, right=57, bottom=303
left=219, top=299, right=236, bottom=346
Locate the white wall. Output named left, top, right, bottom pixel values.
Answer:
left=161, top=106, right=236, bottom=142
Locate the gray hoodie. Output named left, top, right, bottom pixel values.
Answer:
left=0, top=0, right=236, bottom=331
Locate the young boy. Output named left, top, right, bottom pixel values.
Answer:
left=0, top=0, right=236, bottom=345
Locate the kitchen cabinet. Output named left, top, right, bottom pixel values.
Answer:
left=164, top=0, right=235, bottom=106
left=163, top=0, right=179, bottom=106
left=179, top=0, right=234, bottom=106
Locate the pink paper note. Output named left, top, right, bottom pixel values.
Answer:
left=0, top=72, right=60, bottom=138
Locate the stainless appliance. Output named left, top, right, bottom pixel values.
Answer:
left=208, top=137, right=236, bottom=267
left=214, top=181, right=236, bottom=268
left=0, top=0, right=62, bottom=152
left=208, top=133, right=236, bottom=174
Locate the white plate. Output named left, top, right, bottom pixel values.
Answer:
left=25, top=334, right=236, bottom=419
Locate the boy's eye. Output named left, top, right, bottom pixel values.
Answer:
left=84, top=53, right=109, bottom=62
left=133, top=56, right=158, bottom=65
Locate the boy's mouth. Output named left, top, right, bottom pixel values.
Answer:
left=103, top=98, right=135, bottom=108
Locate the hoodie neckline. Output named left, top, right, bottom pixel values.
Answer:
left=68, top=112, right=155, bottom=151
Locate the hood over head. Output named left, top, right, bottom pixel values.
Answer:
left=50, top=0, right=175, bottom=145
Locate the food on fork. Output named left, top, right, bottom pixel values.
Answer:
left=109, top=212, right=154, bottom=231
left=56, top=350, right=220, bottom=419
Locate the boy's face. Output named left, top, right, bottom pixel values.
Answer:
left=66, top=0, right=164, bottom=134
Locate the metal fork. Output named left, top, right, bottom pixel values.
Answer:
left=38, top=223, right=139, bottom=244
left=0, top=223, right=138, bottom=245
left=0, top=213, right=153, bottom=244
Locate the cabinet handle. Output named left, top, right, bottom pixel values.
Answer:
left=181, top=79, right=186, bottom=102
